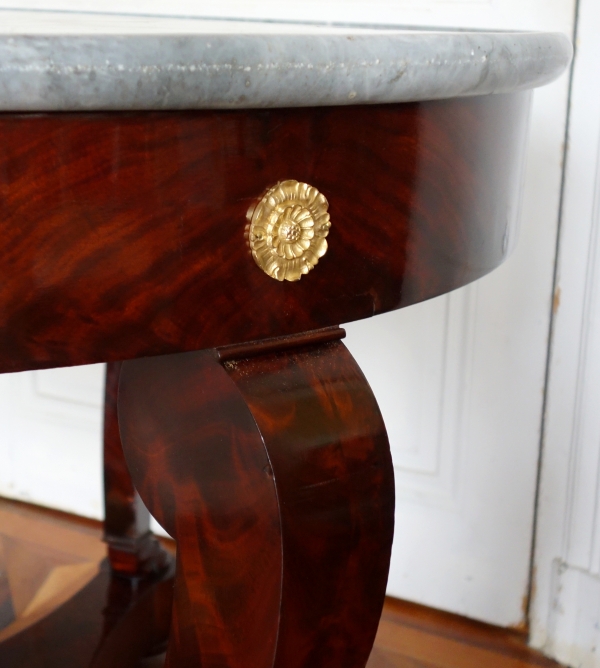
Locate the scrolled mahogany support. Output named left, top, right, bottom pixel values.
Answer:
left=118, top=328, right=395, bottom=667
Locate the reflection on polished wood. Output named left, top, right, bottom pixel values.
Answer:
left=0, top=94, right=529, bottom=373
left=119, top=333, right=395, bottom=668
left=0, top=498, right=105, bottom=640
left=0, top=497, right=562, bottom=668
left=0, top=499, right=173, bottom=667
left=103, top=361, right=171, bottom=578
left=0, top=90, right=535, bottom=666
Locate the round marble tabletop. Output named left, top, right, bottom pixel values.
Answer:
left=0, top=10, right=572, bottom=111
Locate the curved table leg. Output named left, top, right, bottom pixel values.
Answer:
left=119, top=329, right=395, bottom=668
left=104, top=360, right=171, bottom=579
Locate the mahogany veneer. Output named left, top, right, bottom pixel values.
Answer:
left=0, top=90, right=533, bottom=666
left=0, top=495, right=564, bottom=668
left=119, top=331, right=395, bottom=667
left=103, top=361, right=170, bottom=578
left=0, top=94, right=529, bottom=373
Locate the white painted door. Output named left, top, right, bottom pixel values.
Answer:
left=0, top=0, right=575, bottom=629
left=529, top=0, right=600, bottom=664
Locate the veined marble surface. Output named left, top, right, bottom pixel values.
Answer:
left=0, top=10, right=572, bottom=111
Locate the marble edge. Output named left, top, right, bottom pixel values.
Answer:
left=0, top=31, right=573, bottom=111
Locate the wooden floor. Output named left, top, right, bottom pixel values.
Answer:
left=0, top=497, right=562, bottom=668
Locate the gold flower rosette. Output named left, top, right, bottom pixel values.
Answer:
left=247, top=180, right=331, bottom=281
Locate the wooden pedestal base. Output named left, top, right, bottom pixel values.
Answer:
left=119, top=329, right=395, bottom=668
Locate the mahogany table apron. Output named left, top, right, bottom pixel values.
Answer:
left=0, top=93, right=532, bottom=667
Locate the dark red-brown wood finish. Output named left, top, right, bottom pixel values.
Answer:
left=118, top=331, right=395, bottom=668
left=103, top=361, right=170, bottom=578
left=0, top=92, right=530, bottom=373
left=0, top=92, right=534, bottom=666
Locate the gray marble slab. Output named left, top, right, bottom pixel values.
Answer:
left=0, top=10, right=572, bottom=111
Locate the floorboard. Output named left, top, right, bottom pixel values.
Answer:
left=0, top=497, right=563, bottom=668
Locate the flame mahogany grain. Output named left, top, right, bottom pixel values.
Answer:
left=0, top=93, right=530, bottom=373
left=118, top=338, right=395, bottom=668
left=103, top=361, right=171, bottom=578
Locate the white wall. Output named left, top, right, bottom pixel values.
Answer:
left=0, top=0, right=574, bottom=31
left=0, top=364, right=104, bottom=518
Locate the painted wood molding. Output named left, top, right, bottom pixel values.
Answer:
left=530, top=0, right=600, bottom=664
